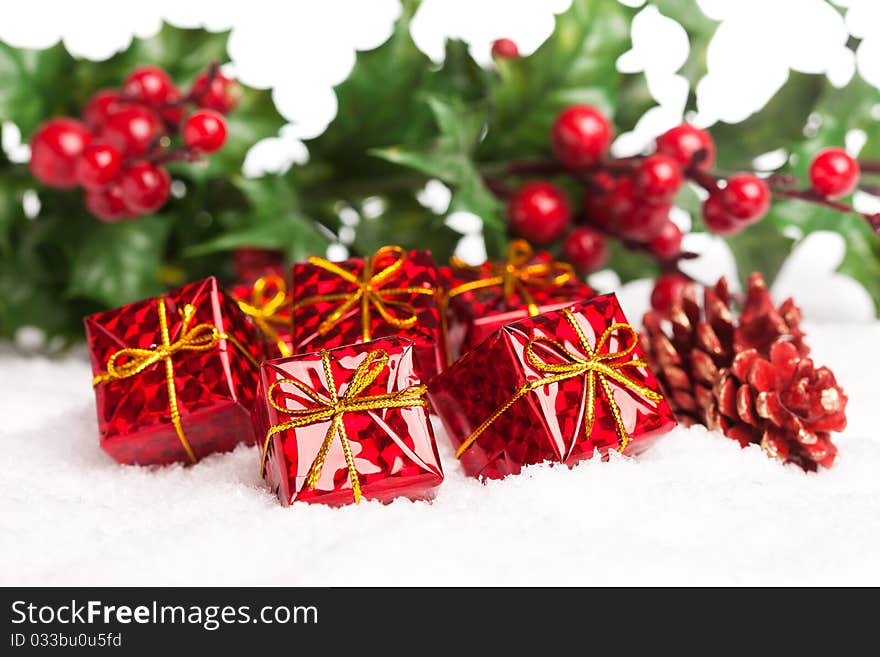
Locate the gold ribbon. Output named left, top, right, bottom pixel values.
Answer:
left=455, top=308, right=663, bottom=459
left=260, top=349, right=428, bottom=504
left=447, top=239, right=574, bottom=316
left=93, top=298, right=258, bottom=464
left=293, top=246, right=436, bottom=342
left=236, top=273, right=292, bottom=357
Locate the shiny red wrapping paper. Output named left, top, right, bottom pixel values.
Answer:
left=429, top=295, right=677, bottom=479
left=254, top=337, right=444, bottom=506
left=444, top=242, right=595, bottom=357
left=290, top=248, right=446, bottom=381
left=84, top=277, right=265, bottom=465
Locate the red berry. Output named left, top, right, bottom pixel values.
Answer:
left=99, top=106, right=162, bottom=158
left=583, top=172, right=616, bottom=228
left=75, top=143, right=122, bottom=190
left=606, top=175, right=638, bottom=219
left=563, top=227, right=608, bottom=272
left=85, top=184, right=132, bottom=222
left=160, top=86, right=185, bottom=126
left=183, top=110, right=227, bottom=153
left=84, top=89, right=124, bottom=129
left=635, top=153, right=683, bottom=200
left=721, top=173, right=770, bottom=223
left=507, top=181, right=571, bottom=245
left=491, top=38, right=520, bottom=59
left=809, top=147, right=860, bottom=199
left=550, top=105, right=613, bottom=169
left=702, top=195, right=743, bottom=236
left=190, top=70, right=241, bottom=114
left=616, top=201, right=669, bottom=241
left=28, top=118, right=92, bottom=188
left=656, top=124, right=715, bottom=171
left=651, top=274, right=688, bottom=317
left=648, top=221, right=683, bottom=259
left=120, top=163, right=171, bottom=214
left=122, top=65, right=178, bottom=107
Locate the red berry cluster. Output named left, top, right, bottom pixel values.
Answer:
left=500, top=100, right=866, bottom=317
left=28, top=64, right=239, bottom=222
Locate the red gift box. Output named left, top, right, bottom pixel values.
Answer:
left=429, top=295, right=677, bottom=479
left=290, top=246, right=446, bottom=380
left=445, top=239, right=595, bottom=356
left=254, top=337, right=444, bottom=506
left=84, top=277, right=265, bottom=466
left=231, top=271, right=293, bottom=358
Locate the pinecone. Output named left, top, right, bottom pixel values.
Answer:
left=641, top=272, right=847, bottom=471
left=709, top=340, right=847, bottom=470
left=640, top=272, right=807, bottom=426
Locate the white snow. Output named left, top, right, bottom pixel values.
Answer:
left=2, top=314, right=878, bottom=586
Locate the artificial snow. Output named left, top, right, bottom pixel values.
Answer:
left=2, top=314, right=878, bottom=586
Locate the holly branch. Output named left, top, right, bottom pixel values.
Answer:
left=0, top=0, right=878, bottom=347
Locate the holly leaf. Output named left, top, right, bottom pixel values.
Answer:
left=68, top=215, right=169, bottom=307
left=304, top=0, right=436, bottom=179
left=0, top=42, right=73, bottom=137
left=186, top=176, right=329, bottom=262
left=711, top=73, right=825, bottom=170
left=723, top=219, right=796, bottom=288
left=353, top=194, right=460, bottom=262
left=372, top=94, right=505, bottom=255
left=605, top=239, right=658, bottom=284
left=481, top=0, right=634, bottom=159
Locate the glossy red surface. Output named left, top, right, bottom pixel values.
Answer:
left=429, top=295, right=677, bottom=479
left=84, top=277, right=265, bottom=465
left=445, top=250, right=595, bottom=356
left=290, top=249, right=446, bottom=380
left=255, top=338, right=444, bottom=506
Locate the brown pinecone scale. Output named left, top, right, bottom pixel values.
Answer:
left=641, top=272, right=847, bottom=471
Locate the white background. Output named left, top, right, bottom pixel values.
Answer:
left=2, top=2, right=880, bottom=586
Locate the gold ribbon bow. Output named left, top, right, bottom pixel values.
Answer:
left=261, top=349, right=428, bottom=504
left=455, top=308, right=664, bottom=459
left=236, top=274, right=293, bottom=357
left=293, top=246, right=436, bottom=342
left=447, top=239, right=574, bottom=316
left=93, top=298, right=257, bottom=464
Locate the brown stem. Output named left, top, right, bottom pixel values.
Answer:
left=769, top=186, right=880, bottom=235
left=150, top=146, right=203, bottom=166
left=185, top=61, right=220, bottom=104
left=859, top=160, right=880, bottom=174
left=685, top=168, right=721, bottom=194
left=483, top=174, right=514, bottom=199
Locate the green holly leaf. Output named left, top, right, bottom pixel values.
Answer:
left=353, top=194, right=460, bottom=262
left=711, top=73, right=826, bottom=170
left=186, top=176, right=329, bottom=262
left=723, top=219, right=796, bottom=288
left=0, top=42, right=73, bottom=137
left=372, top=94, right=505, bottom=255
left=304, top=1, right=436, bottom=179
left=68, top=215, right=169, bottom=307
left=605, top=239, right=658, bottom=284
left=481, top=0, right=634, bottom=159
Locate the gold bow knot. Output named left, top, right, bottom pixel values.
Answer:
left=261, top=349, right=428, bottom=503
left=448, top=239, right=574, bottom=316
left=236, top=274, right=293, bottom=357
left=455, top=308, right=663, bottom=459
left=294, top=246, right=436, bottom=342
